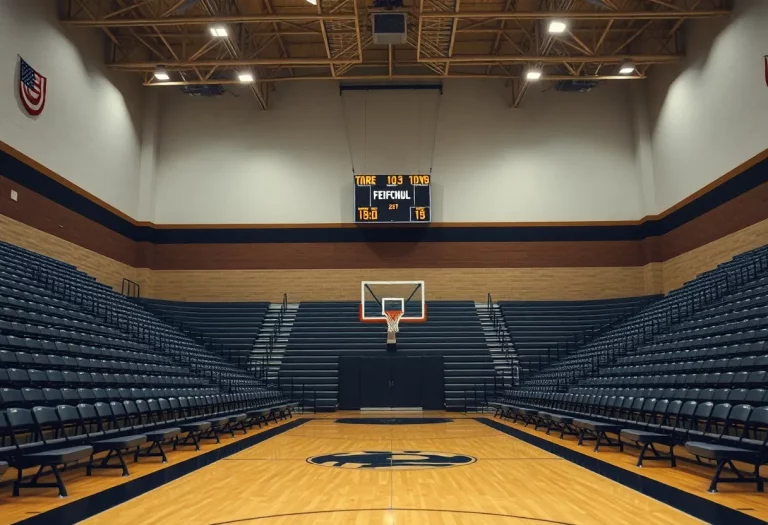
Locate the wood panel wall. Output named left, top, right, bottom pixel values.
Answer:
left=661, top=217, right=768, bottom=293
left=148, top=267, right=656, bottom=302
left=0, top=215, right=151, bottom=294
left=3, top=208, right=767, bottom=302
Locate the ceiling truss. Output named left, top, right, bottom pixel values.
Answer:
left=61, top=0, right=732, bottom=108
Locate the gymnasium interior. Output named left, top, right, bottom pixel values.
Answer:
left=1, top=0, right=768, bottom=524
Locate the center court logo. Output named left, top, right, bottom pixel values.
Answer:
left=307, top=451, right=476, bottom=470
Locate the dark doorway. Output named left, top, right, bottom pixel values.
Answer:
left=338, top=355, right=444, bottom=410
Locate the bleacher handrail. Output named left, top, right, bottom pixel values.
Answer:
left=121, top=278, right=141, bottom=299
left=517, top=246, right=768, bottom=390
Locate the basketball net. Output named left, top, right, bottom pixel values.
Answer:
left=385, top=310, right=404, bottom=333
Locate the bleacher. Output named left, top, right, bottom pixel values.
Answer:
left=279, top=301, right=496, bottom=411
left=492, top=243, right=768, bottom=493
left=499, top=296, right=659, bottom=377
left=0, top=241, right=296, bottom=498
left=140, top=299, right=270, bottom=365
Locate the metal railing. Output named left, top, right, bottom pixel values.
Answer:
left=462, top=379, right=502, bottom=413
left=253, top=293, right=289, bottom=383
left=530, top=253, right=768, bottom=389
left=121, top=278, right=141, bottom=299
left=279, top=379, right=317, bottom=413
left=534, top=299, right=657, bottom=375
left=486, top=293, right=518, bottom=388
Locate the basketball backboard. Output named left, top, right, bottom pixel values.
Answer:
left=359, top=280, right=426, bottom=322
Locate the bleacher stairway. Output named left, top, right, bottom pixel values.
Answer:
left=499, top=296, right=659, bottom=377
left=475, top=301, right=518, bottom=386
left=278, top=301, right=496, bottom=411
left=250, top=303, right=298, bottom=383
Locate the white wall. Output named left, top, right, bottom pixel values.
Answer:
left=0, top=1, right=144, bottom=217
left=154, top=80, right=644, bottom=224
left=647, top=0, right=768, bottom=213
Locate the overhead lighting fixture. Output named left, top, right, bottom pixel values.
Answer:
left=526, top=67, right=543, bottom=81
left=209, top=25, right=228, bottom=37
left=238, top=70, right=255, bottom=83
left=153, top=65, right=170, bottom=81
left=619, top=60, right=636, bottom=75
left=548, top=20, right=567, bottom=34
left=306, top=0, right=317, bottom=4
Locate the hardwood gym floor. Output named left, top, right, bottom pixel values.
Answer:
left=76, top=412, right=706, bottom=525
left=4, top=412, right=766, bottom=524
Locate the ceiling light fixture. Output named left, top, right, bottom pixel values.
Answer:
left=526, top=67, right=543, bottom=81
left=238, top=70, right=255, bottom=83
left=548, top=20, right=567, bottom=34
left=619, top=60, right=636, bottom=75
left=153, top=65, right=170, bottom=81
left=209, top=25, right=228, bottom=37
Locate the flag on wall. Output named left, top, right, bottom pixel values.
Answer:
left=19, top=57, right=47, bottom=116
left=765, top=56, right=768, bottom=87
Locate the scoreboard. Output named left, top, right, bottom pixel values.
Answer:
left=354, top=174, right=431, bottom=224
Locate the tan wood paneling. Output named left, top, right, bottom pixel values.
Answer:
left=146, top=266, right=653, bottom=302
left=0, top=215, right=152, bottom=294
left=661, top=216, right=768, bottom=292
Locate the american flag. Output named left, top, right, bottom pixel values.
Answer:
left=19, top=57, right=47, bottom=116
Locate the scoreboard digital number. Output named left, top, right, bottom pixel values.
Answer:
left=354, top=174, right=431, bottom=224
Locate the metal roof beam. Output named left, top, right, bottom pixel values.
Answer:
left=420, top=9, right=728, bottom=20
left=61, top=13, right=357, bottom=27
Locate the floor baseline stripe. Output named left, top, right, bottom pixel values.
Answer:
left=476, top=417, right=763, bottom=525
left=15, top=419, right=309, bottom=525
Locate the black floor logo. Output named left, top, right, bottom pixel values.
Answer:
left=307, top=451, right=476, bottom=470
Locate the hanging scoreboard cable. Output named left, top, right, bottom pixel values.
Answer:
left=354, top=175, right=432, bottom=223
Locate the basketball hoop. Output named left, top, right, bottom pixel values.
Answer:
left=385, top=310, right=404, bottom=333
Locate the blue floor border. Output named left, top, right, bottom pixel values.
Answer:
left=15, top=418, right=309, bottom=525
left=476, top=417, right=763, bottom=525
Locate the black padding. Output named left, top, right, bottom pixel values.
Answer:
left=25, top=445, right=94, bottom=465
left=621, top=429, right=672, bottom=442
left=144, top=428, right=181, bottom=441
left=574, top=419, right=621, bottom=433
left=685, top=442, right=759, bottom=462
left=179, top=422, right=211, bottom=432
left=92, top=435, right=147, bottom=451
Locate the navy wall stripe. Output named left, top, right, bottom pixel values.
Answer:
left=1, top=148, right=767, bottom=245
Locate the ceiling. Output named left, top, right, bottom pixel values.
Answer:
left=61, top=0, right=732, bottom=108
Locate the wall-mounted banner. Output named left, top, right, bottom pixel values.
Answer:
left=764, top=56, right=768, bottom=87
left=19, top=56, right=47, bottom=116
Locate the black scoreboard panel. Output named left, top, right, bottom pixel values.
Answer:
left=354, top=174, right=431, bottom=224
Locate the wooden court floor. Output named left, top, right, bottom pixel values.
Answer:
left=73, top=412, right=711, bottom=525
left=489, top=413, right=768, bottom=523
